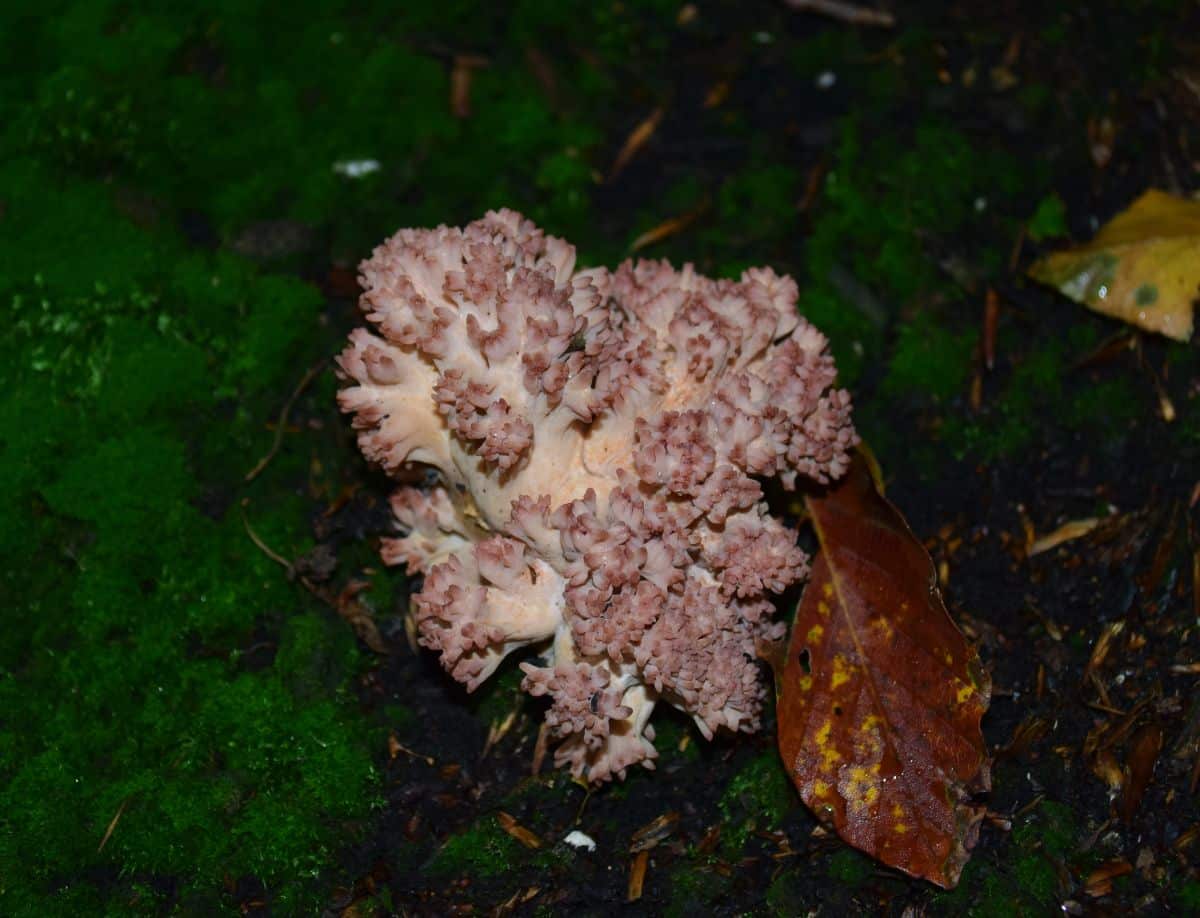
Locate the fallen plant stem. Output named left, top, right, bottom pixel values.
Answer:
left=629, top=198, right=710, bottom=252
left=1028, top=517, right=1101, bottom=556
left=609, top=106, right=665, bottom=181
left=245, top=357, right=329, bottom=482
left=497, top=811, right=544, bottom=850
left=627, top=850, right=649, bottom=902
left=240, top=501, right=294, bottom=573
left=388, top=734, right=435, bottom=765
left=97, top=797, right=130, bottom=853
left=784, top=0, right=895, bottom=27
left=241, top=501, right=388, bottom=652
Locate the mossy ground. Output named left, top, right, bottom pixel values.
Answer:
left=2, top=0, right=1199, bottom=914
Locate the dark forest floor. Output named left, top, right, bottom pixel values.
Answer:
left=2, top=1, right=1199, bottom=915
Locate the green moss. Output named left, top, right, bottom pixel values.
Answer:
left=884, top=314, right=978, bottom=402
left=809, top=119, right=991, bottom=305
left=1176, top=879, right=1200, bottom=913
left=646, top=712, right=702, bottom=765
left=427, top=815, right=525, bottom=879
left=1013, top=799, right=1078, bottom=859
left=937, top=799, right=1081, bottom=916
left=717, top=750, right=795, bottom=855
left=717, top=164, right=799, bottom=244
left=1027, top=194, right=1068, bottom=242
left=1065, top=378, right=1141, bottom=431
left=799, top=116, right=1034, bottom=387
left=941, top=338, right=1069, bottom=461
left=0, top=137, right=379, bottom=911
left=827, top=847, right=874, bottom=887
left=664, top=863, right=726, bottom=918
left=765, top=867, right=807, bottom=916
left=941, top=314, right=1146, bottom=462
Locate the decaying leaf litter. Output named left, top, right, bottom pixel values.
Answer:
left=3, top=0, right=1200, bottom=915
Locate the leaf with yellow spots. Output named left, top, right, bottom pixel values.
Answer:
left=1027, top=189, right=1200, bottom=341
left=776, top=455, right=991, bottom=888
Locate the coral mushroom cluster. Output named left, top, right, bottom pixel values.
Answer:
left=337, top=210, right=856, bottom=781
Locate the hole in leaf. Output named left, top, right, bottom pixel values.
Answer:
left=834, top=704, right=843, bottom=717
left=798, top=648, right=811, bottom=674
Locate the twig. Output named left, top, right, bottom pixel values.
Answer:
left=244, top=357, right=329, bottom=482
left=388, top=733, right=435, bottom=765
left=240, top=501, right=295, bottom=575
left=240, top=502, right=389, bottom=653
left=629, top=199, right=710, bottom=253
left=609, top=107, right=665, bottom=182
left=98, top=798, right=130, bottom=853
left=784, top=0, right=895, bottom=27
left=531, top=721, right=551, bottom=775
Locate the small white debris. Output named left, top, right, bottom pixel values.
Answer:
left=564, top=830, right=597, bottom=852
left=333, top=159, right=381, bottom=179
left=974, top=196, right=987, bottom=213
left=816, top=70, right=837, bottom=90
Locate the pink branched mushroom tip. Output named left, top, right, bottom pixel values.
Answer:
left=337, top=210, right=856, bottom=782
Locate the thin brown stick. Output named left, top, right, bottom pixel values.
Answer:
left=784, top=0, right=895, bottom=27
left=98, top=798, right=130, bottom=853
left=240, top=501, right=295, bottom=574
left=244, top=357, right=330, bottom=482
left=240, top=503, right=390, bottom=653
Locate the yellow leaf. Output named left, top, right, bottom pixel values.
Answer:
left=1028, top=189, right=1200, bottom=341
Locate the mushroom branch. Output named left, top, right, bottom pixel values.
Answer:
left=337, top=210, right=857, bottom=782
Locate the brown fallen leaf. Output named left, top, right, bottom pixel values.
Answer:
left=997, top=715, right=1052, bottom=760
left=1119, top=723, right=1164, bottom=822
left=1085, top=858, right=1133, bottom=897
left=777, top=455, right=991, bottom=888
left=1028, top=189, right=1200, bottom=341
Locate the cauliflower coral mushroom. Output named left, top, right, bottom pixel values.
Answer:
left=337, top=210, right=857, bottom=782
